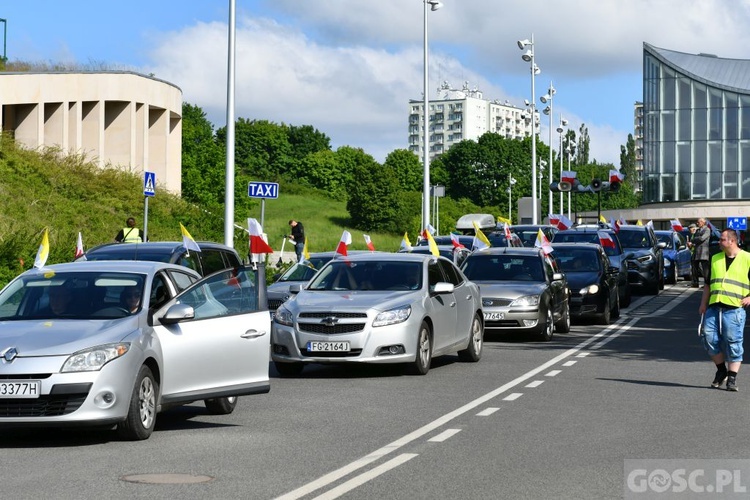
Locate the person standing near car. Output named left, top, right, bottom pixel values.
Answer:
left=688, top=218, right=710, bottom=287
left=288, top=220, right=306, bottom=262
left=699, top=229, right=750, bottom=391
left=114, top=217, right=145, bottom=243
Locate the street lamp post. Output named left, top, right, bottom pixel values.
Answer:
left=538, top=160, right=546, bottom=204
left=422, top=0, right=442, bottom=232
left=566, top=139, right=576, bottom=220
left=507, top=174, right=517, bottom=223
left=0, top=18, right=7, bottom=63
left=556, top=116, right=568, bottom=214
left=541, top=82, right=555, bottom=219
left=518, top=34, right=540, bottom=224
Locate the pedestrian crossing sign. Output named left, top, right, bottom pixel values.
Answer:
left=144, top=171, right=156, bottom=197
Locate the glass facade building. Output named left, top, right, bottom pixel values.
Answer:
left=643, top=43, right=750, bottom=203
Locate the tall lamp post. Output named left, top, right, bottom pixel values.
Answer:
left=538, top=160, right=546, bottom=205
left=507, top=174, right=517, bottom=223
left=541, top=82, right=555, bottom=218
left=422, top=0, right=442, bottom=232
left=0, top=18, right=7, bottom=63
left=565, top=139, right=576, bottom=220
left=556, top=116, right=568, bottom=214
left=518, top=34, right=540, bottom=224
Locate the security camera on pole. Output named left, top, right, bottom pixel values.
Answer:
left=541, top=82, right=556, bottom=219
left=518, top=34, right=541, bottom=225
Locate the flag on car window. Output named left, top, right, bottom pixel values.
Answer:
left=74, top=231, right=85, bottom=260
left=472, top=221, right=492, bottom=251
left=599, top=214, right=607, bottom=224
left=598, top=231, right=616, bottom=249
left=247, top=218, right=273, bottom=255
left=535, top=229, right=554, bottom=254
left=609, top=218, right=620, bottom=233
left=551, top=214, right=573, bottom=230
left=336, top=230, right=352, bottom=256
left=503, top=223, right=512, bottom=240
left=302, top=238, right=310, bottom=261
left=450, top=233, right=465, bottom=249
left=180, top=223, right=202, bottom=253
left=33, top=228, right=50, bottom=269
left=363, top=234, right=375, bottom=252
left=670, top=219, right=683, bottom=232
left=400, top=232, right=413, bottom=252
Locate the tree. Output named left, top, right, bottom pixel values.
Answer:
left=181, top=103, right=226, bottom=208
left=619, top=133, right=637, bottom=189
left=285, top=124, right=331, bottom=160
left=576, top=124, right=590, bottom=165
left=218, top=118, right=293, bottom=181
left=346, top=156, right=406, bottom=232
left=384, top=149, right=422, bottom=191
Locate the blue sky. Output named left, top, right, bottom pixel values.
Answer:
left=4, top=1, right=750, bottom=166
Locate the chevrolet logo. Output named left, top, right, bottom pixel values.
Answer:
left=321, top=316, right=339, bottom=327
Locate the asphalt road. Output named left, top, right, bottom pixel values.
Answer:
left=3, top=281, right=750, bottom=500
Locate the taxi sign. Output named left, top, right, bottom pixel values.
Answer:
left=248, top=181, right=279, bottom=199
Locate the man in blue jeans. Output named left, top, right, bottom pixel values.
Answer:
left=699, top=229, right=750, bottom=391
left=288, top=220, right=306, bottom=263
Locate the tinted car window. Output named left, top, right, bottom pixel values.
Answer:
left=553, top=230, right=622, bottom=257
left=175, top=252, right=202, bottom=274
left=428, top=261, right=444, bottom=290
left=201, top=250, right=230, bottom=276
left=169, top=270, right=199, bottom=291
left=618, top=229, right=653, bottom=248
left=437, top=259, right=462, bottom=286
left=553, top=248, right=600, bottom=272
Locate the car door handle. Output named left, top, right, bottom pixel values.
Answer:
left=241, top=330, right=266, bottom=339
left=465, top=294, right=472, bottom=300
left=450, top=302, right=456, bottom=307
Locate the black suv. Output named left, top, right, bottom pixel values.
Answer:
left=552, top=226, right=632, bottom=307
left=80, top=241, right=243, bottom=277
left=616, top=225, right=665, bottom=294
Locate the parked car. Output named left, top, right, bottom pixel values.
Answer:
left=617, top=225, right=665, bottom=294
left=271, top=253, right=483, bottom=376
left=655, top=230, right=692, bottom=284
left=486, top=231, right=524, bottom=248
left=460, top=247, right=570, bottom=341
left=403, top=244, right=472, bottom=267
left=550, top=243, right=620, bottom=325
left=80, top=241, right=243, bottom=277
left=509, top=225, right=559, bottom=248
left=267, top=252, right=340, bottom=312
left=552, top=227, right=633, bottom=307
left=0, top=261, right=270, bottom=440
left=416, top=234, right=475, bottom=248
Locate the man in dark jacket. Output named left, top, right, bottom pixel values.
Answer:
left=689, top=218, right=710, bottom=287
left=288, top=220, right=306, bottom=262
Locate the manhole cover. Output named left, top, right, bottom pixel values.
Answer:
left=121, top=473, right=214, bottom=484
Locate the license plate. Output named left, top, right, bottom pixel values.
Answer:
left=307, top=341, right=350, bottom=352
left=484, top=312, right=505, bottom=321
left=0, top=380, right=41, bottom=399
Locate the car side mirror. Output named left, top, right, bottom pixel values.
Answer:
left=657, top=242, right=667, bottom=249
left=160, top=303, right=195, bottom=325
left=433, top=282, right=455, bottom=294
left=289, top=284, right=302, bottom=295
left=552, top=272, right=564, bottom=281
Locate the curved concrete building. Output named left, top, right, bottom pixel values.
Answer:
left=0, top=71, right=182, bottom=194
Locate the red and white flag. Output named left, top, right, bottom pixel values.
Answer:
left=74, top=231, right=85, bottom=259
left=336, top=230, right=352, bottom=256
left=363, top=234, right=375, bottom=252
left=598, top=231, right=616, bottom=249
left=561, top=171, right=577, bottom=184
left=534, top=229, right=553, bottom=255
left=554, top=214, right=573, bottom=230
left=548, top=214, right=560, bottom=227
left=449, top=233, right=465, bottom=249
left=609, top=169, right=625, bottom=183
left=247, top=218, right=273, bottom=255
left=609, top=218, right=620, bottom=233
left=503, top=223, right=512, bottom=240
left=619, top=216, right=628, bottom=226
left=670, top=219, right=683, bottom=232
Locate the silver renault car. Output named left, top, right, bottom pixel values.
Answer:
left=271, top=253, right=483, bottom=376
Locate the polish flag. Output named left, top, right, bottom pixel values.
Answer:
left=503, top=223, right=512, bottom=240
left=74, top=231, right=85, bottom=259
left=247, top=218, right=273, bottom=255
left=555, top=214, right=573, bottom=230
left=449, top=233, right=465, bottom=249
left=609, top=218, right=620, bottom=233
left=598, top=231, right=616, bottom=249
left=670, top=219, right=683, bottom=232
left=363, top=234, right=375, bottom=252
left=619, top=217, right=628, bottom=226
left=561, top=171, right=577, bottom=184
left=336, top=230, right=352, bottom=256
left=548, top=214, right=560, bottom=227
left=609, top=169, right=625, bottom=183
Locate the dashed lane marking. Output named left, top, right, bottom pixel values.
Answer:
left=476, top=407, right=500, bottom=416
left=546, top=370, right=562, bottom=377
left=525, top=380, right=544, bottom=388
left=428, top=429, right=462, bottom=443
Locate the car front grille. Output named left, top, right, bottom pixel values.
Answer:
left=268, top=299, right=284, bottom=310
left=300, top=348, right=363, bottom=357
left=485, top=320, right=521, bottom=328
left=482, top=298, right=513, bottom=307
left=0, top=395, right=87, bottom=417
left=299, top=323, right=366, bottom=334
left=299, top=312, right=368, bottom=319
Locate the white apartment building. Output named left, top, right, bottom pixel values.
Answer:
left=408, top=81, right=535, bottom=161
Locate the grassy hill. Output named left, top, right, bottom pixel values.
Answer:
left=0, top=136, right=405, bottom=287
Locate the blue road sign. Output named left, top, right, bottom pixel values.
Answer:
left=727, top=216, right=747, bottom=231
left=248, top=181, right=279, bottom=199
left=144, top=171, right=156, bottom=197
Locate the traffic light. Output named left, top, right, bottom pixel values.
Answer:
left=549, top=181, right=572, bottom=192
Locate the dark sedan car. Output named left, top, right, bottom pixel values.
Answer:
left=552, top=227, right=632, bottom=307
left=461, top=247, right=570, bottom=340
left=617, top=225, right=665, bottom=294
left=550, top=243, right=620, bottom=325
left=655, top=230, right=692, bottom=284
left=509, top=225, right=559, bottom=248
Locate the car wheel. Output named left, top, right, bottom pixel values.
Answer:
left=612, top=291, right=620, bottom=319
left=458, top=313, right=483, bottom=362
left=667, top=263, right=678, bottom=284
left=204, top=396, right=238, bottom=415
left=117, top=365, right=157, bottom=441
left=411, top=321, right=432, bottom=375
left=274, top=361, right=304, bottom=377
left=621, top=282, right=632, bottom=308
left=539, top=307, right=554, bottom=341
left=658, top=267, right=665, bottom=290
left=554, top=300, right=571, bottom=333
left=599, top=297, right=611, bottom=325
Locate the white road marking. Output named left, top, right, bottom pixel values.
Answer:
left=525, top=380, right=544, bottom=388
left=503, top=393, right=523, bottom=401
left=428, top=428, right=462, bottom=442
left=545, top=370, right=562, bottom=377
left=311, top=453, right=419, bottom=500
left=576, top=352, right=590, bottom=357
left=562, top=360, right=577, bottom=367
left=274, top=317, right=638, bottom=500
left=476, top=407, right=500, bottom=416
left=591, top=317, right=639, bottom=350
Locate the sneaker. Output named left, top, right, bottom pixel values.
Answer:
left=712, top=370, right=728, bottom=388
left=726, top=376, right=738, bottom=392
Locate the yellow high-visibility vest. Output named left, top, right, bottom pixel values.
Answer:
left=708, top=251, right=750, bottom=307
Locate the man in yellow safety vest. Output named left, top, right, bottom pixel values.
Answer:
left=114, top=217, right=145, bottom=243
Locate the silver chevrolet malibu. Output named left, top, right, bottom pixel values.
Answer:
left=0, top=261, right=271, bottom=440
left=271, top=253, right=484, bottom=376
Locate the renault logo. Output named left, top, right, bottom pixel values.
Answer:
left=2, top=347, right=18, bottom=362
left=321, top=316, right=339, bottom=327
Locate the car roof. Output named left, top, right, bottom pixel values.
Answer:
left=328, top=252, right=440, bottom=263
left=85, top=241, right=238, bottom=255
left=24, top=260, right=197, bottom=275
left=551, top=242, right=603, bottom=251
left=468, top=247, right=543, bottom=256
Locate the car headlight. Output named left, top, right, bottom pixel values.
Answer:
left=275, top=306, right=294, bottom=326
left=373, top=305, right=412, bottom=327
left=61, top=343, right=130, bottom=372
left=637, top=254, right=654, bottom=263
left=510, top=295, right=540, bottom=307
left=580, top=284, right=599, bottom=295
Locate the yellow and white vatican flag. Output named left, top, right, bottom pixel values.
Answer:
left=33, top=228, right=50, bottom=269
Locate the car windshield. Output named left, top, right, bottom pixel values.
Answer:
left=307, top=261, right=422, bottom=291
left=554, top=232, right=621, bottom=256
left=552, top=249, right=600, bottom=273
left=0, top=271, right=146, bottom=321
left=462, top=255, right=544, bottom=282
left=277, top=258, right=330, bottom=282
left=618, top=230, right=652, bottom=248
